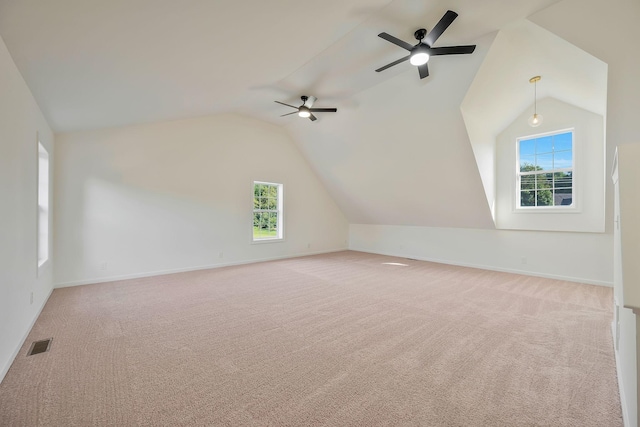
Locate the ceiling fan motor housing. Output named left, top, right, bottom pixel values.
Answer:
left=414, top=28, right=427, bottom=41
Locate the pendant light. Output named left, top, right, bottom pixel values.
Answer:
left=528, top=76, right=543, bottom=127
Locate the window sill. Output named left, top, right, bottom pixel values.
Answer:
left=513, top=206, right=580, bottom=214
left=251, top=238, right=285, bottom=245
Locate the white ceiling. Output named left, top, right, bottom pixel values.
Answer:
left=0, top=0, right=559, bottom=132
left=0, top=0, right=394, bottom=131
left=4, top=0, right=603, bottom=229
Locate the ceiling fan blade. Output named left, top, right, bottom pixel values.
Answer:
left=274, top=101, right=298, bottom=109
left=375, top=55, right=411, bottom=72
left=309, top=108, right=337, bottom=113
left=280, top=111, right=298, bottom=117
left=428, top=45, right=476, bottom=56
left=378, top=32, right=413, bottom=51
left=424, top=10, right=458, bottom=46
left=418, top=63, right=429, bottom=79
left=309, top=114, right=317, bottom=121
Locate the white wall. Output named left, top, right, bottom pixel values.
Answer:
left=0, top=35, right=54, bottom=382
left=613, top=144, right=640, bottom=427
left=349, top=224, right=612, bottom=286
left=531, top=2, right=640, bottom=425
left=496, top=98, right=605, bottom=232
left=54, top=114, right=348, bottom=286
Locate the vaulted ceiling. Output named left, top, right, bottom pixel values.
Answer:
left=0, top=0, right=608, bottom=229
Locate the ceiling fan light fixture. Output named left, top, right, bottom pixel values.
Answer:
left=298, top=107, right=311, bottom=118
left=410, top=52, right=430, bottom=66
left=410, top=45, right=430, bottom=66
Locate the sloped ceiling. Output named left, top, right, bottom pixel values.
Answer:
left=0, top=0, right=394, bottom=131
left=0, top=0, right=578, bottom=229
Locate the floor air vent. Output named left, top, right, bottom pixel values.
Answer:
left=27, top=338, right=52, bottom=356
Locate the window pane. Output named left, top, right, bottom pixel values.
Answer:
left=554, top=150, right=572, bottom=169
left=269, top=212, right=278, bottom=236
left=521, top=191, right=535, bottom=206
left=267, top=197, right=277, bottom=210
left=519, top=139, right=536, bottom=157
left=253, top=213, right=259, bottom=238
left=553, top=188, right=573, bottom=206
left=37, top=142, right=49, bottom=265
left=536, top=173, right=553, bottom=187
left=536, top=189, right=553, bottom=206
left=554, top=172, right=572, bottom=188
left=536, top=136, right=553, bottom=154
left=554, top=132, right=572, bottom=151
left=520, top=155, right=536, bottom=172
left=536, top=153, right=553, bottom=170
left=260, top=213, right=268, bottom=236
left=520, top=174, right=535, bottom=191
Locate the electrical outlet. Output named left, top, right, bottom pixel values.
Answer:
left=100, top=262, right=108, bottom=271
left=307, top=243, right=311, bottom=249
left=521, top=257, right=527, bottom=265
left=30, top=292, right=33, bottom=305
left=219, top=251, right=224, bottom=258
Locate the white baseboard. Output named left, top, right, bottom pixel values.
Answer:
left=349, top=248, right=613, bottom=287
left=54, top=247, right=348, bottom=288
left=0, top=286, right=54, bottom=384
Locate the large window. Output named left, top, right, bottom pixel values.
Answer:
left=517, top=130, right=573, bottom=208
left=37, top=141, right=49, bottom=266
left=253, top=181, right=283, bottom=241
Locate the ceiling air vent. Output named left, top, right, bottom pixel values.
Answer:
left=27, top=338, right=52, bottom=356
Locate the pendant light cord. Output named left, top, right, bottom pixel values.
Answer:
left=534, top=80, right=537, bottom=115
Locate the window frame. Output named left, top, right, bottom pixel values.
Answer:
left=515, top=128, right=576, bottom=212
left=252, top=181, right=284, bottom=243
left=37, top=140, right=50, bottom=269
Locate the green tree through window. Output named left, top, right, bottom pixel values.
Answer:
left=518, top=131, right=573, bottom=208
left=253, top=182, right=282, bottom=240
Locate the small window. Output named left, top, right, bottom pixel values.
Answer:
left=37, top=142, right=49, bottom=266
left=253, top=181, right=283, bottom=241
left=517, top=130, right=573, bottom=208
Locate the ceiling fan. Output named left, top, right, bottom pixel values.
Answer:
left=275, top=96, right=337, bottom=121
left=375, top=10, right=476, bottom=79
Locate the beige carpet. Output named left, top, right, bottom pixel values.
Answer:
left=0, top=251, right=622, bottom=426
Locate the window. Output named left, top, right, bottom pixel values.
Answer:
left=253, top=181, right=283, bottom=241
left=37, top=141, right=49, bottom=266
left=517, top=130, right=573, bottom=208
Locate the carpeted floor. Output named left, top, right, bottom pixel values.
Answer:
left=0, top=251, right=622, bottom=426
